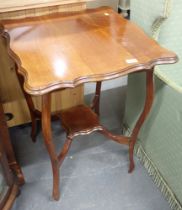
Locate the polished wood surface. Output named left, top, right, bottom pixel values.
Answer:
left=60, top=105, right=102, bottom=136
left=41, top=93, right=60, bottom=200
left=1, top=184, right=19, bottom=210
left=2, top=7, right=177, bottom=96
left=0, top=3, right=85, bottom=127
left=59, top=104, right=130, bottom=142
left=0, top=7, right=178, bottom=201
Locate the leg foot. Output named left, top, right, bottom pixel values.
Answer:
left=52, top=163, right=60, bottom=201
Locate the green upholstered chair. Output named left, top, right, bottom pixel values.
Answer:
left=124, top=0, right=182, bottom=209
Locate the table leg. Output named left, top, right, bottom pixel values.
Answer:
left=129, top=69, right=154, bottom=173
left=90, top=81, right=102, bottom=115
left=41, top=94, right=60, bottom=200
left=16, top=71, right=38, bottom=142
left=58, top=137, right=73, bottom=167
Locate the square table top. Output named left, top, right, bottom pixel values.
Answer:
left=1, top=7, right=177, bottom=95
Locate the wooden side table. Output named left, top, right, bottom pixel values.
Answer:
left=0, top=7, right=177, bottom=201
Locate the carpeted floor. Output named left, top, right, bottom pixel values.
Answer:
left=10, top=87, right=171, bottom=210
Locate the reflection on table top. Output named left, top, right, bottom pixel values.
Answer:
left=2, top=7, right=177, bottom=95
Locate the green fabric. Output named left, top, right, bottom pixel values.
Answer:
left=130, top=0, right=172, bottom=38
left=155, top=0, right=182, bottom=92
left=138, top=78, right=182, bottom=203
left=125, top=77, right=182, bottom=209
left=124, top=72, right=146, bottom=136
left=155, top=64, right=182, bottom=93
left=130, top=0, right=182, bottom=92
left=124, top=0, right=182, bottom=209
left=135, top=143, right=182, bottom=210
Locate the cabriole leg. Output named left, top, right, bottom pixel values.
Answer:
left=129, top=69, right=154, bottom=173
left=15, top=67, right=38, bottom=142
left=41, top=93, right=60, bottom=200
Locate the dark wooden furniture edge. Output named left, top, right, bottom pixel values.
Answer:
left=0, top=8, right=178, bottom=96
left=0, top=101, right=25, bottom=186
left=0, top=133, right=20, bottom=210
left=0, top=7, right=178, bottom=201
left=1, top=184, right=19, bottom=210
left=37, top=68, right=155, bottom=200
left=9, top=47, right=179, bottom=96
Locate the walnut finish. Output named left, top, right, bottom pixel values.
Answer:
left=2, top=7, right=177, bottom=95
left=129, top=69, right=154, bottom=172
left=0, top=2, right=85, bottom=127
left=0, top=7, right=178, bottom=201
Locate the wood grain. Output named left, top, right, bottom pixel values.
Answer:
left=0, top=0, right=93, bottom=12
left=0, top=3, right=85, bottom=127
left=1, top=184, right=19, bottom=210
left=0, top=7, right=178, bottom=201
left=129, top=69, right=154, bottom=173
left=0, top=2, right=88, bottom=20
left=2, top=7, right=177, bottom=96
left=41, top=93, right=60, bottom=200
